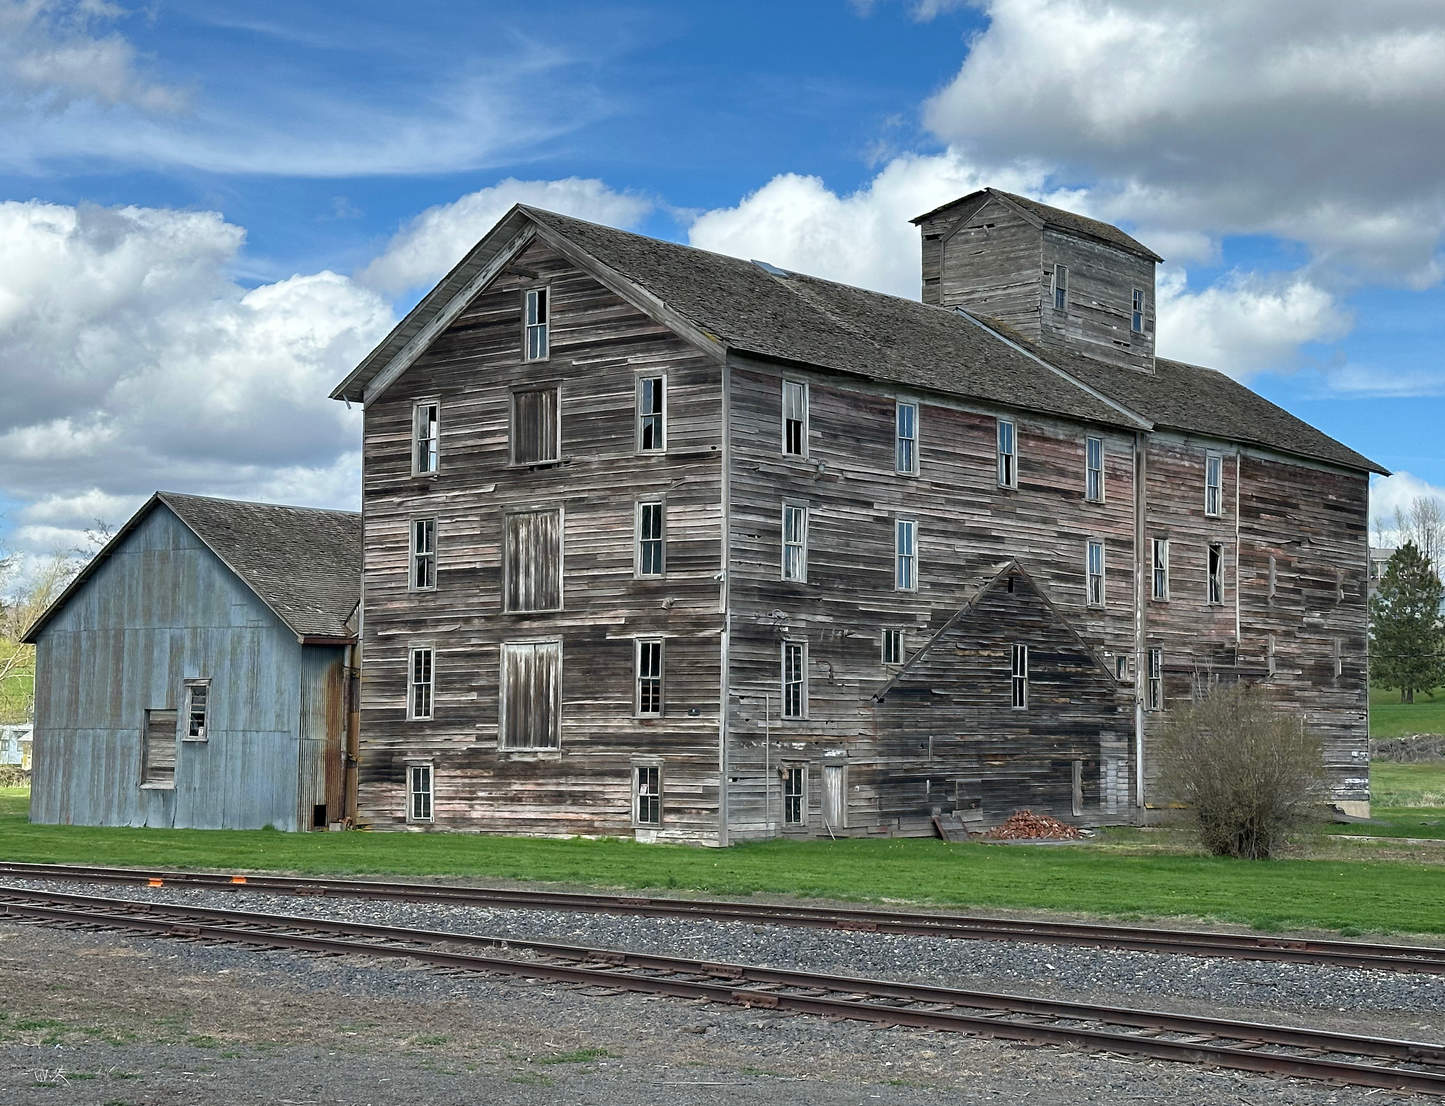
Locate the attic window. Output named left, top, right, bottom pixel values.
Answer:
left=782, top=380, right=808, bottom=456
left=1011, top=644, right=1028, bottom=709
left=413, top=402, right=439, bottom=475
left=1052, top=264, right=1068, bottom=311
left=524, top=287, right=549, bottom=361
left=1132, top=288, right=1145, bottom=333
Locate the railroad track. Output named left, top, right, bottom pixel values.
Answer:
left=1, top=885, right=1443, bottom=1096
left=2, top=859, right=1443, bottom=975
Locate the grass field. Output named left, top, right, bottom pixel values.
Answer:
left=4, top=788, right=1444, bottom=937
left=1370, top=684, right=1445, bottom=738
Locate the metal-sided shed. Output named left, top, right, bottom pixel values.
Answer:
left=23, top=492, right=361, bottom=832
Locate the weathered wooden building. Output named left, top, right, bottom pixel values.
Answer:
left=24, top=493, right=361, bottom=831
left=331, top=187, right=1383, bottom=844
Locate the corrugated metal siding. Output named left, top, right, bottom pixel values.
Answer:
left=30, top=505, right=315, bottom=831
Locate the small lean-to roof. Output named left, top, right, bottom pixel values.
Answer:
left=911, top=188, right=1165, bottom=263
left=23, top=492, right=361, bottom=645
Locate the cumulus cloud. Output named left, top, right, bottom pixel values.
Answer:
left=0, top=200, right=393, bottom=549
left=360, top=178, right=652, bottom=297
left=1370, top=471, right=1445, bottom=538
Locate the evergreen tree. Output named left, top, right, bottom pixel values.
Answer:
left=1370, top=541, right=1445, bottom=703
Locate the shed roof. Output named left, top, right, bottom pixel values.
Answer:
left=23, top=492, right=361, bottom=645
left=911, top=188, right=1165, bottom=263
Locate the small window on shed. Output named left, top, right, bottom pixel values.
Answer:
left=895, top=401, right=919, bottom=475
left=1052, top=264, right=1068, bottom=311
left=637, top=376, right=666, bottom=452
left=1010, top=644, right=1028, bottom=709
left=500, top=641, right=563, bottom=749
left=524, top=287, right=549, bottom=361
left=997, top=419, right=1017, bottom=488
left=413, top=402, right=440, bottom=475
left=511, top=388, right=559, bottom=465
left=782, top=380, right=808, bottom=457
left=1131, top=288, right=1145, bottom=333
left=183, top=680, right=210, bottom=741
left=505, top=508, right=563, bottom=612
left=408, top=647, right=434, bottom=721
left=142, top=709, right=177, bottom=787
left=411, top=518, right=437, bottom=590
left=407, top=762, right=434, bottom=823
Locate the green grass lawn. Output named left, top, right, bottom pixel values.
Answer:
left=1372, top=760, right=1445, bottom=806
left=1370, top=684, right=1445, bottom=738
left=3, top=788, right=1444, bottom=937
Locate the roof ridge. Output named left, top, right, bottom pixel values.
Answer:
left=158, top=490, right=359, bottom=518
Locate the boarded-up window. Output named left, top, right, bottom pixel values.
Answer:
left=637, top=376, right=666, bottom=452
left=414, top=402, right=439, bottom=474
left=505, top=509, right=563, bottom=612
left=782, top=642, right=807, bottom=719
left=407, top=762, right=433, bottom=822
left=524, top=287, right=549, bottom=361
left=408, top=647, right=433, bottom=720
left=511, top=388, right=559, bottom=464
left=142, top=709, right=177, bottom=787
left=782, top=380, right=807, bottom=456
left=1086, top=436, right=1104, bottom=502
left=411, top=518, right=436, bottom=590
left=634, top=763, right=661, bottom=826
left=500, top=641, right=562, bottom=749
left=183, top=680, right=209, bottom=741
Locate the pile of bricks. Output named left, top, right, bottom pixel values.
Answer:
left=981, top=810, right=1084, bottom=841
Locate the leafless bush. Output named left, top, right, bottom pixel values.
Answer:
left=0, top=765, right=28, bottom=787
left=1157, top=684, right=1327, bottom=859
left=1371, top=735, right=1445, bottom=762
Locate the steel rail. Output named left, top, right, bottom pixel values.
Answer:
left=2, top=887, right=1444, bottom=1096
left=1, top=859, right=1441, bottom=975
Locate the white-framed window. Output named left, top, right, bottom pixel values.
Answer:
left=636, top=501, right=665, bottom=578
left=407, top=646, right=434, bottom=721
left=1052, top=264, right=1068, bottom=311
left=410, top=518, right=436, bottom=591
left=635, top=639, right=663, bottom=717
left=524, top=287, right=549, bottom=361
left=1146, top=648, right=1163, bottom=710
left=633, top=763, right=662, bottom=827
left=997, top=418, right=1017, bottom=488
left=1115, top=655, right=1129, bottom=682
left=782, top=641, right=807, bottom=719
left=782, top=380, right=808, bottom=457
left=1333, top=638, right=1343, bottom=679
left=1086, top=436, right=1104, bottom=502
left=782, top=764, right=806, bottom=826
left=1208, top=543, right=1224, bottom=605
left=1151, top=538, right=1170, bottom=601
left=500, top=640, right=562, bottom=749
left=637, top=375, right=666, bottom=452
left=141, top=709, right=177, bottom=787
left=1011, top=644, right=1028, bottom=709
left=504, top=508, right=563, bottom=612
left=895, top=519, right=917, bottom=591
left=895, top=401, right=919, bottom=475
left=1131, top=288, right=1145, bottom=333
left=183, top=679, right=210, bottom=741
left=510, top=387, right=560, bottom=465
left=782, top=503, right=808, bottom=582
left=1086, top=540, right=1105, bottom=607
left=406, top=762, right=434, bottom=823
left=413, top=401, right=440, bottom=475
left=882, top=628, right=904, bottom=666
left=1205, top=453, right=1223, bottom=517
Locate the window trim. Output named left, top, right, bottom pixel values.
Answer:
left=498, top=639, right=564, bottom=751
left=405, top=760, right=434, bottom=824
left=1086, top=539, right=1106, bottom=608
left=996, top=418, right=1017, bottom=489
left=781, top=502, right=808, bottom=583
left=894, top=518, right=918, bottom=591
left=635, top=500, right=665, bottom=579
left=1207, top=542, right=1224, bottom=606
left=503, top=505, right=565, bottom=614
left=1011, top=643, right=1029, bottom=709
left=632, top=760, right=663, bottom=828
left=782, top=763, right=807, bottom=827
left=412, top=400, right=440, bottom=477
left=523, top=286, right=550, bottom=362
left=881, top=628, right=904, bottom=666
left=635, top=638, right=664, bottom=718
left=407, top=645, right=435, bottom=722
left=1204, top=452, right=1223, bottom=517
left=182, top=678, right=210, bottom=742
left=1085, top=435, right=1105, bottom=503
left=895, top=400, right=919, bottom=476
left=1131, top=287, right=1145, bottom=333
left=781, top=640, right=808, bottom=720
left=1146, top=647, right=1163, bottom=711
left=508, top=386, right=561, bottom=467
left=1151, top=537, right=1170, bottom=601
left=781, top=379, right=809, bottom=458
left=1052, top=264, right=1068, bottom=311
left=636, top=374, right=667, bottom=454
left=410, top=517, right=437, bottom=592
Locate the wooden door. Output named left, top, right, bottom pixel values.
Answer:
left=822, top=764, right=845, bottom=830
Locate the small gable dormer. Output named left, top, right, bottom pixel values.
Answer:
left=912, top=188, right=1162, bottom=373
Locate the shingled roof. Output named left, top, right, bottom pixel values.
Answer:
left=24, top=493, right=361, bottom=645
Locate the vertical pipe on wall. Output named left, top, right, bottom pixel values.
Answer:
left=1133, top=430, right=1147, bottom=810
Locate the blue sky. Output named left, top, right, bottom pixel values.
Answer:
left=1, top=0, right=1442, bottom=555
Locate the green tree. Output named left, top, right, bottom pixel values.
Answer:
left=1370, top=540, right=1445, bottom=704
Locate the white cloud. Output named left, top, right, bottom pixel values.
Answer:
left=1370, top=471, right=1445, bottom=535
left=360, top=178, right=653, bottom=297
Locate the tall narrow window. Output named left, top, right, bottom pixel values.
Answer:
left=895, top=401, right=918, bottom=475
left=1267, top=635, right=1276, bottom=679
left=1333, top=637, right=1343, bottom=679
left=1052, top=264, right=1068, bottom=310
left=782, top=504, right=808, bottom=582
left=1086, top=540, right=1105, bottom=607
left=411, top=518, right=436, bottom=590
left=1011, top=644, right=1029, bottom=709
left=636, top=639, right=663, bottom=717
left=1151, top=538, right=1170, bottom=600
left=414, top=402, right=439, bottom=475
left=408, top=646, right=434, bottom=721
left=183, top=680, right=210, bottom=741
left=1205, top=453, right=1223, bottom=517
left=637, top=376, right=666, bottom=452
left=141, top=709, right=177, bottom=786
left=1131, top=288, right=1145, bottom=333
left=782, top=380, right=808, bottom=456
left=782, top=766, right=805, bottom=826
left=882, top=629, right=904, bottom=666
left=782, top=642, right=807, bottom=719
left=895, top=519, right=917, bottom=591
left=524, top=287, right=549, bottom=361
left=1208, top=543, right=1224, bottom=605
left=1086, top=436, right=1104, bottom=502
left=407, top=763, right=433, bottom=823
left=636, top=501, right=665, bottom=577
left=1146, top=648, right=1163, bottom=710
left=997, top=419, right=1017, bottom=488
left=500, top=641, right=562, bottom=749
left=511, top=388, right=559, bottom=465
left=505, top=508, right=563, bottom=612
left=634, top=764, right=661, bottom=827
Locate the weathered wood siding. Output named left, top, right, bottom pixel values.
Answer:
left=358, top=239, right=726, bottom=843
left=1038, top=228, right=1155, bottom=372
left=29, top=505, right=320, bottom=831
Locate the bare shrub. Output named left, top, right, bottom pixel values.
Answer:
left=1157, top=684, right=1326, bottom=859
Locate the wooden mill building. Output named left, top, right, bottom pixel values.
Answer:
left=24, top=493, right=361, bottom=832
left=331, top=187, right=1383, bottom=845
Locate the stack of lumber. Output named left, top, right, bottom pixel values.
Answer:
left=981, top=810, right=1084, bottom=840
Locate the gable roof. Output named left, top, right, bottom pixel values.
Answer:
left=911, top=187, right=1165, bottom=263
left=23, top=492, right=361, bottom=645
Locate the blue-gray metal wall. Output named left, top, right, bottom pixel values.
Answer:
left=29, top=505, right=333, bottom=831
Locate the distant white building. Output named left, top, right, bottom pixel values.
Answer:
left=0, top=724, right=32, bottom=771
